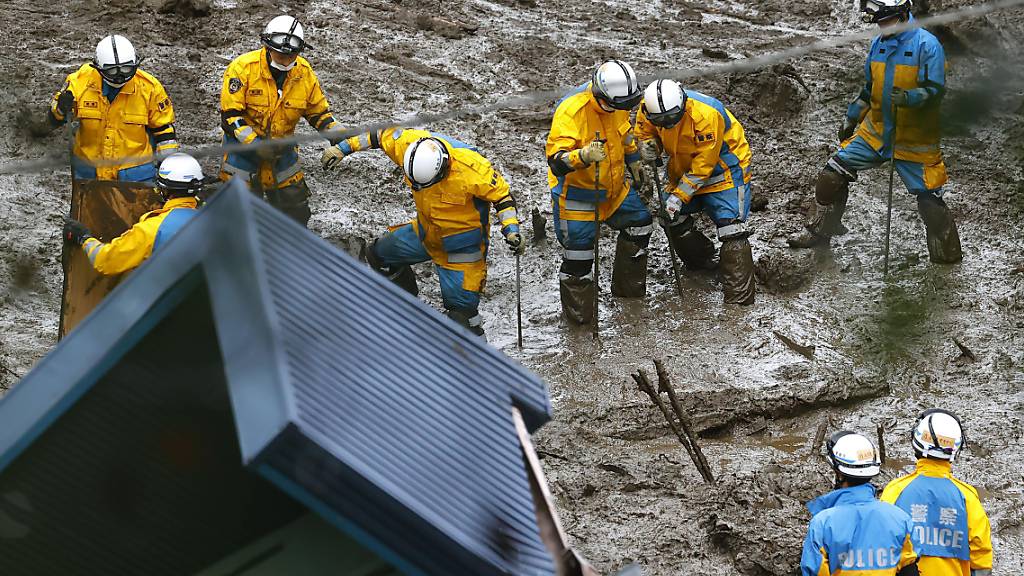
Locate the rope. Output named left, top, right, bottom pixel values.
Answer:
left=1, top=0, right=1020, bottom=176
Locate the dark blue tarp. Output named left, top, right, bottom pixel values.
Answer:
left=0, top=180, right=554, bottom=576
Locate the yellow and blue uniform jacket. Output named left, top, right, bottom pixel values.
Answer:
left=219, top=48, right=339, bottom=188
left=545, top=83, right=640, bottom=222
left=848, top=19, right=945, bottom=165
left=801, top=483, right=918, bottom=575
left=50, top=64, right=178, bottom=181
left=881, top=459, right=993, bottom=576
left=81, top=196, right=198, bottom=276
left=339, top=127, right=519, bottom=283
left=635, top=90, right=751, bottom=203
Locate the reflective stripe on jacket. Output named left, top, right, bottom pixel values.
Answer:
left=51, top=65, right=177, bottom=181
left=881, top=459, right=993, bottom=576
left=545, top=83, right=640, bottom=221
left=219, top=48, right=338, bottom=145
left=635, top=90, right=751, bottom=202
left=801, top=483, right=918, bottom=575
left=855, top=22, right=946, bottom=164
left=80, top=196, right=198, bottom=275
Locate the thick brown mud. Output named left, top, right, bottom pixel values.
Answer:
left=1, top=0, right=1023, bottom=573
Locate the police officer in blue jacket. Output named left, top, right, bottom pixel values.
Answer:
left=801, top=431, right=920, bottom=575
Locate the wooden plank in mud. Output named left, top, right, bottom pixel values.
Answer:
left=58, top=179, right=162, bottom=339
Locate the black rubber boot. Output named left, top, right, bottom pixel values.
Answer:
left=788, top=170, right=850, bottom=248
left=610, top=234, right=648, bottom=298
left=668, top=219, right=718, bottom=270
left=266, top=180, right=312, bottom=227
left=720, top=237, right=756, bottom=306
left=559, top=274, right=595, bottom=325
left=917, top=194, right=963, bottom=264
left=367, top=240, right=419, bottom=296
left=447, top=307, right=485, bottom=337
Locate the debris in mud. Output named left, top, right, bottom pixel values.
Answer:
left=728, top=64, right=810, bottom=120
left=754, top=249, right=815, bottom=293
left=531, top=207, right=547, bottom=241
left=807, top=418, right=828, bottom=460
left=631, top=361, right=715, bottom=483
left=952, top=337, right=977, bottom=364
left=156, top=0, right=211, bottom=17
left=406, top=11, right=478, bottom=39
left=749, top=189, right=769, bottom=212
left=772, top=330, right=814, bottom=359
left=701, top=48, right=731, bottom=61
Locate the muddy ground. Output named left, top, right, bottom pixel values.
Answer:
left=2, top=0, right=1023, bottom=573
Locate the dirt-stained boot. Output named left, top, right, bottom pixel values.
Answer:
left=787, top=170, right=850, bottom=248
left=367, top=240, right=419, bottom=296
left=611, top=234, right=648, bottom=297
left=720, top=237, right=756, bottom=305
left=446, top=307, right=485, bottom=338
left=266, top=181, right=312, bottom=227
left=668, top=217, right=718, bottom=270
left=917, top=194, right=963, bottom=264
left=559, top=274, right=595, bottom=325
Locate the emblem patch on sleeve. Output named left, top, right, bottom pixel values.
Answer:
left=157, top=97, right=170, bottom=111
left=228, top=78, right=242, bottom=94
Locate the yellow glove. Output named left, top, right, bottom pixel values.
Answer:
left=579, top=140, right=607, bottom=165
left=321, top=145, right=346, bottom=171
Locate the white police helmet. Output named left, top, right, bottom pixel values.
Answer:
left=592, top=60, right=642, bottom=111
left=157, top=153, right=205, bottom=198
left=827, top=431, right=881, bottom=479
left=403, top=138, right=450, bottom=191
left=912, top=409, right=965, bottom=462
left=94, top=35, right=138, bottom=87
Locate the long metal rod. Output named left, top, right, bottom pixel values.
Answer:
left=651, top=159, right=685, bottom=298
left=592, top=131, right=601, bottom=339
left=515, top=253, right=523, bottom=348
left=883, top=105, right=897, bottom=277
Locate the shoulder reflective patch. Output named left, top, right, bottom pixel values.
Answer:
left=393, top=128, right=404, bottom=140
left=229, top=78, right=242, bottom=94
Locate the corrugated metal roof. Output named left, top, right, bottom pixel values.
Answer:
left=0, top=180, right=554, bottom=575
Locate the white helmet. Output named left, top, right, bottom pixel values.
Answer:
left=643, top=79, right=687, bottom=128
left=403, top=137, right=450, bottom=191
left=861, top=0, right=911, bottom=23
left=827, top=431, right=881, bottom=480
left=912, top=409, right=964, bottom=461
left=94, top=35, right=138, bottom=87
left=157, top=153, right=205, bottom=198
left=592, top=60, right=642, bottom=111
left=262, top=15, right=306, bottom=54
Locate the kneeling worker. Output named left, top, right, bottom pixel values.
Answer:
left=635, top=79, right=755, bottom=305
left=63, top=153, right=205, bottom=275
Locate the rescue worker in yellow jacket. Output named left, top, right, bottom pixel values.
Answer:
left=48, top=35, right=178, bottom=182
left=63, top=153, right=204, bottom=275
left=801, top=431, right=920, bottom=576
left=788, top=0, right=961, bottom=264
left=636, top=79, right=755, bottom=305
left=881, top=409, right=993, bottom=576
left=545, top=60, right=653, bottom=324
left=219, top=15, right=341, bottom=227
left=322, top=128, right=522, bottom=337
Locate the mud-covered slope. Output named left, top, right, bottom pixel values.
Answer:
left=2, top=0, right=1023, bottom=574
